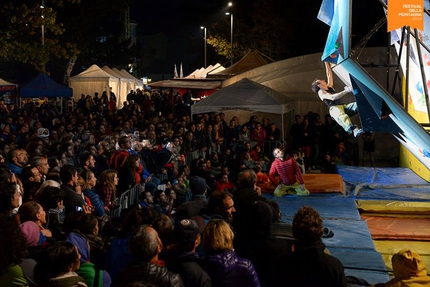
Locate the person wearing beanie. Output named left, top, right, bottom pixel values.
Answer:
left=371, top=248, right=430, bottom=287
left=174, top=176, right=208, bottom=221
left=19, top=220, right=49, bottom=262
left=20, top=221, right=46, bottom=247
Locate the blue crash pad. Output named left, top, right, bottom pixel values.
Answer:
left=264, top=193, right=361, bottom=221
left=336, top=165, right=428, bottom=186
left=330, top=248, right=389, bottom=285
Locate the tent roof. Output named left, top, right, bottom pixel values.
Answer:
left=185, top=63, right=225, bottom=79
left=113, top=68, right=133, bottom=79
left=0, top=78, right=17, bottom=86
left=101, top=66, right=124, bottom=79
left=221, top=48, right=397, bottom=102
left=191, top=78, right=293, bottom=114
left=20, top=73, right=72, bottom=98
left=221, top=53, right=325, bottom=102
left=206, top=50, right=270, bottom=79
left=148, top=78, right=222, bottom=90
left=117, top=69, right=143, bottom=83
left=69, top=64, right=118, bottom=81
left=207, top=63, right=226, bottom=75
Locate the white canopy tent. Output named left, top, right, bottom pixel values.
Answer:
left=0, top=78, right=17, bottom=86
left=185, top=63, right=225, bottom=79
left=69, top=64, right=118, bottom=98
left=0, top=77, right=18, bottom=105
left=69, top=64, right=120, bottom=106
left=112, top=68, right=135, bottom=99
left=115, top=68, right=144, bottom=92
left=101, top=66, right=128, bottom=107
left=191, top=78, right=294, bottom=139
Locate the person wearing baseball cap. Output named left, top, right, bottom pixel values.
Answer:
left=167, top=216, right=211, bottom=287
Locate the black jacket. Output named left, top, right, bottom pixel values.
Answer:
left=112, top=261, right=184, bottom=287
left=232, top=187, right=273, bottom=234
left=61, top=183, right=85, bottom=217
left=175, top=195, right=208, bottom=221
left=168, top=251, right=212, bottom=287
left=273, top=239, right=346, bottom=287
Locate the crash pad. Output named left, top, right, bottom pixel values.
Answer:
left=363, top=215, right=430, bottom=241
left=260, top=173, right=344, bottom=194
left=356, top=200, right=430, bottom=216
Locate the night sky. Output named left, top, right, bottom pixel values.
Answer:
left=130, top=0, right=387, bottom=76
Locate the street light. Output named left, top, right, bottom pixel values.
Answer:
left=41, top=0, right=45, bottom=46
left=200, top=26, right=207, bottom=68
left=226, top=2, right=233, bottom=66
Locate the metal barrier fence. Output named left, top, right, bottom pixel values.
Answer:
left=109, top=184, right=144, bottom=218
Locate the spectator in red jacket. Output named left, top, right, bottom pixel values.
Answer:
left=215, top=174, right=234, bottom=193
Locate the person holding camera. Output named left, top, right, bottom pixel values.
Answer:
left=60, top=164, right=91, bottom=217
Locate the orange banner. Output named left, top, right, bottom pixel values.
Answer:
left=387, top=0, right=424, bottom=31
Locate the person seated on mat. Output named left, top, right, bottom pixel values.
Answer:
left=371, top=248, right=430, bottom=287
left=268, top=147, right=309, bottom=196
left=311, top=62, right=364, bottom=138
left=255, top=164, right=276, bottom=194
left=273, top=206, right=346, bottom=287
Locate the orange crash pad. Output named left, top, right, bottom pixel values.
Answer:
left=363, top=215, right=430, bottom=241
left=259, top=173, right=344, bottom=194
left=303, top=173, right=344, bottom=194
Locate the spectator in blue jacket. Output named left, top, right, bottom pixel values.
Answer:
left=80, top=170, right=107, bottom=219
left=202, top=219, right=261, bottom=287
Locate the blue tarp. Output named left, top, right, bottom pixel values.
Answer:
left=265, top=193, right=361, bottom=220
left=322, top=219, right=375, bottom=250
left=330, top=248, right=390, bottom=285
left=20, top=73, right=72, bottom=98
left=337, top=165, right=428, bottom=186
left=264, top=192, right=388, bottom=283
left=353, top=186, right=430, bottom=201
left=336, top=165, right=430, bottom=200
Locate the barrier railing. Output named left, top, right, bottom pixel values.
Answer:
left=109, top=184, right=144, bottom=218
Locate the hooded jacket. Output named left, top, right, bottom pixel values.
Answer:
left=65, top=231, right=111, bottom=287
left=372, top=248, right=430, bottom=287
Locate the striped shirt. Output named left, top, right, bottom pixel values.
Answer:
left=269, top=157, right=304, bottom=186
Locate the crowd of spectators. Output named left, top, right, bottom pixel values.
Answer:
left=0, top=89, right=418, bottom=287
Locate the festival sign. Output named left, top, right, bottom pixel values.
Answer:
left=388, top=0, right=424, bottom=31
